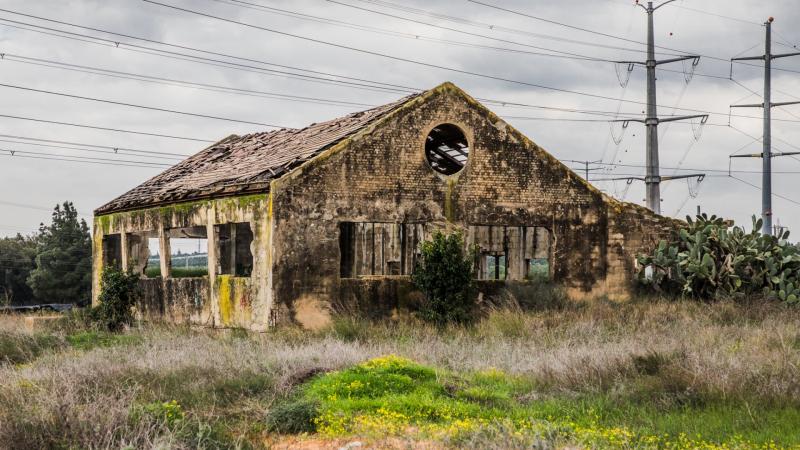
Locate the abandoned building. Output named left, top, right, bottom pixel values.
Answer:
left=92, top=82, right=678, bottom=330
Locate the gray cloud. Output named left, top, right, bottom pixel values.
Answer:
left=1, top=0, right=799, bottom=236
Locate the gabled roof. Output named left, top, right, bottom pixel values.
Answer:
left=95, top=91, right=421, bottom=214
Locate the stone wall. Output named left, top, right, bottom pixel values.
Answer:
left=267, top=83, right=674, bottom=326
left=92, top=194, right=273, bottom=330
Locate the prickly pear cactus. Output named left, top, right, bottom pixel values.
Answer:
left=637, top=214, right=800, bottom=303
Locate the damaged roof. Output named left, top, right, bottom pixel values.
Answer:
left=95, top=91, right=421, bottom=214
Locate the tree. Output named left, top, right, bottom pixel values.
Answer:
left=0, top=234, right=38, bottom=305
left=411, top=230, right=476, bottom=325
left=28, top=202, right=92, bottom=304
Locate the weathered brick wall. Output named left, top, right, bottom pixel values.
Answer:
left=601, top=200, right=682, bottom=300
left=268, top=83, right=666, bottom=323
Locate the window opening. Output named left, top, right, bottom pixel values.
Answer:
left=217, top=222, right=254, bottom=277
left=425, top=123, right=469, bottom=175
left=525, top=258, right=550, bottom=282
left=101, top=234, right=122, bottom=269
left=144, top=237, right=162, bottom=278
left=339, top=222, right=410, bottom=278
left=167, top=226, right=208, bottom=278
left=483, top=253, right=507, bottom=280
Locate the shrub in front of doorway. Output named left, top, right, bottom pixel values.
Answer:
left=412, top=230, right=476, bottom=325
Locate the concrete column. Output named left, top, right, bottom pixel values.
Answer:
left=120, top=230, right=129, bottom=272
left=158, top=226, right=171, bottom=278
left=206, top=207, right=219, bottom=326
left=91, top=220, right=103, bottom=307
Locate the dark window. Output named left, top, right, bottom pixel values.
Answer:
left=102, top=234, right=122, bottom=269
left=218, top=222, right=254, bottom=277
left=425, top=124, right=469, bottom=175
left=339, top=222, right=355, bottom=278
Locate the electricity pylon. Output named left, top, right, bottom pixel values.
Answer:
left=730, top=17, right=800, bottom=236
left=614, top=0, right=707, bottom=215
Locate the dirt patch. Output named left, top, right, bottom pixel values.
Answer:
left=293, top=296, right=332, bottom=331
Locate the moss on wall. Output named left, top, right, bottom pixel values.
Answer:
left=92, top=193, right=270, bottom=329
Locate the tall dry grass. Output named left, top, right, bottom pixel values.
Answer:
left=0, top=299, right=798, bottom=448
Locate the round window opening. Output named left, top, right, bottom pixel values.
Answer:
left=425, top=123, right=469, bottom=175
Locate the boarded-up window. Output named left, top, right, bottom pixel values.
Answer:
left=339, top=222, right=425, bottom=278
left=469, top=226, right=551, bottom=281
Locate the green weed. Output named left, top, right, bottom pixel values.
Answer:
left=282, top=355, right=800, bottom=448
left=0, top=331, right=62, bottom=365
left=66, top=331, right=142, bottom=351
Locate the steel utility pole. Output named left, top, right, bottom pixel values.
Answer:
left=616, top=0, right=707, bottom=215
left=573, top=160, right=603, bottom=181
left=730, top=17, right=800, bottom=236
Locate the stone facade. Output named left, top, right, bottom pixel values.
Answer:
left=93, top=82, right=679, bottom=330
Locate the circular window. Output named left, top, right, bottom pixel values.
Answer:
left=425, top=123, right=469, bottom=175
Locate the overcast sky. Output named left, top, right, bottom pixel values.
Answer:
left=1, top=0, right=799, bottom=240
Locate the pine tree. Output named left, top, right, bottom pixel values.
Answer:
left=27, top=202, right=92, bottom=304
left=0, top=234, right=38, bottom=305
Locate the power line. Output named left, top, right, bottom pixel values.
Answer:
left=0, top=133, right=190, bottom=158
left=0, top=200, right=90, bottom=216
left=560, top=159, right=800, bottom=175
left=0, top=138, right=184, bottom=161
left=467, top=0, right=722, bottom=61
left=144, top=0, right=657, bottom=104
left=0, top=21, right=634, bottom=119
left=1, top=9, right=790, bottom=121
left=323, top=0, right=626, bottom=62
left=337, top=0, right=670, bottom=55
left=0, top=114, right=215, bottom=142
left=0, top=10, right=417, bottom=95
left=468, top=0, right=800, bottom=77
left=0, top=53, right=377, bottom=109
left=0, top=52, right=708, bottom=123
left=215, top=0, right=617, bottom=63
left=0, top=82, right=287, bottom=128
left=667, top=3, right=762, bottom=26
left=1, top=148, right=172, bottom=168
left=292, top=0, right=731, bottom=80
left=728, top=175, right=800, bottom=207
left=141, top=0, right=800, bottom=117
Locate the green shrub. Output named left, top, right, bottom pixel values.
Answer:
left=95, top=267, right=140, bottom=331
left=141, top=400, right=185, bottom=429
left=328, top=316, right=371, bottom=342
left=265, top=398, right=318, bottom=434
left=638, top=214, right=800, bottom=303
left=411, top=230, right=476, bottom=325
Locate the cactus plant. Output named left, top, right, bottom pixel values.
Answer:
left=637, top=214, right=800, bottom=303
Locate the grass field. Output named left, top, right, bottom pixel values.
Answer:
left=1, top=298, right=799, bottom=449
